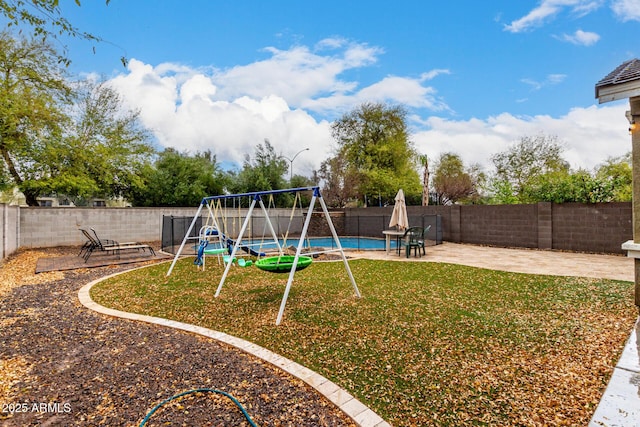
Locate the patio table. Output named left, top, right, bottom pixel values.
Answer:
left=382, top=229, right=405, bottom=255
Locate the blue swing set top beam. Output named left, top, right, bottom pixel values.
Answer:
left=200, top=186, right=321, bottom=204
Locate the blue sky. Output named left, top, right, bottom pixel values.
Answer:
left=18, top=1, right=640, bottom=175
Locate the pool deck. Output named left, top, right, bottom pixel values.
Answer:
left=347, top=242, right=639, bottom=426
left=348, top=241, right=633, bottom=281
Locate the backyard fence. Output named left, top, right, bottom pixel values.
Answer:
left=347, top=202, right=631, bottom=254
left=0, top=201, right=632, bottom=259
left=161, top=213, right=443, bottom=255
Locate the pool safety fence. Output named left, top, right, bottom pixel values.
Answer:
left=161, top=213, right=443, bottom=255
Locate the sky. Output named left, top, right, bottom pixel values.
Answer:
left=13, top=0, right=640, bottom=177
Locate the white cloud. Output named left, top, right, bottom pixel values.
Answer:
left=420, top=69, right=451, bottom=81
left=108, top=58, right=335, bottom=175
left=504, top=0, right=605, bottom=33
left=105, top=40, right=451, bottom=176
left=107, top=43, right=630, bottom=181
left=611, top=0, right=640, bottom=21
left=412, top=102, right=630, bottom=172
left=302, top=74, right=449, bottom=113
left=555, top=29, right=601, bottom=45
left=211, top=40, right=381, bottom=107
left=521, top=73, right=567, bottom=91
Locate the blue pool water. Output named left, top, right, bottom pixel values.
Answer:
left=194, top=236, right=398, bottom=253
left=252, top=236, right=395, bottom=251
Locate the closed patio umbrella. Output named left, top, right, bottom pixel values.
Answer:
left=389, top=189, right=409, bottom=230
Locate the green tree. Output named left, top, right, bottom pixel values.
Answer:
left=0, top=32, right=72, bottom=205
left=132, top=149, right=226, bottom=207
left=522, top=169, right=614, bottom=203
left=61, top=81, right=154, bottom=203
left=432, top=153, right=483, bottom=204
left=323, top=102, right=421, bottom=206
left=0, top=33, right=153, bottom=205
left=0, top=0, right=114, bottom=66
left=487, top=179, right=519, bottom=204
left=230, top=139, right=289, bottom=205
left=596, top=153, right=632, bottom=202
left=490, top=134, right=569, bottom=203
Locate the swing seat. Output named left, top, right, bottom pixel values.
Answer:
left=203, top=247, right=227, bottom=256
left=255, top=255, right=312, bottom=273
left=238, top=258, right=253, bottom=267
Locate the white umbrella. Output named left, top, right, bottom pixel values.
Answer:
left=389, top=189, right=409, bottom=230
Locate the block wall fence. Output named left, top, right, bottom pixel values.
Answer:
left=0, top=201, right=632, bottom=259
left=344, top=201, right=631, bottom=254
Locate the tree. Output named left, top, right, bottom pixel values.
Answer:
left=419, top=154, right=430, bottom=206
left=230, top=139, right=289, bottom=205
left=490, top=134, right=569, bottom=203
left=323, top=102, right=421, bottom=206
left=131, top=149, right=227, bottom=207
left=522, top=169, right=615, bottom=203
left=316, top=155, right=358, bottom=208
left=0, top=32, right=72, bottom=205
left=432, top=153, right=482, bottom=204
left=59, top=81, right=154, bottom=203
left=596, top=153, right=632, bottom=202
left=15, top=79, right=153, bottom=205
left=0, top=0, right=115, bottom=66
left=0, top=33, right=154, bottom=205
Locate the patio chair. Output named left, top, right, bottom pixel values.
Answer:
left=418, top=225, right=432, bottom=256
left=403, top=226, right=424, bottom=258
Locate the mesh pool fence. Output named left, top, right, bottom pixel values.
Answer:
left=161, top=214, right=442, bottom=255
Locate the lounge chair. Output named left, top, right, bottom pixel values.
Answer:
left=79, top=228, right=155, bottom=262
left=79, top=228, right=118, bottom=260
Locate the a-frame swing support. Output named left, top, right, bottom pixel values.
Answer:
left=166, top=186, right=360, bottom=325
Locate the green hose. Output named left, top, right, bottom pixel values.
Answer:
left=139, top=388, right=258, bottom=427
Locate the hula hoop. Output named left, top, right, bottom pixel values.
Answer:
left=255, top=255, right=312, bottom=273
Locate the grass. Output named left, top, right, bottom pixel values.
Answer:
left=91, top=257, right=637, bottom=426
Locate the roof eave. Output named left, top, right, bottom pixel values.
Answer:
left=596, top=80, right=640, bottom=104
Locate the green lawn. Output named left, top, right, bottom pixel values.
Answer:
left=91, top=257, right=636, bottom=426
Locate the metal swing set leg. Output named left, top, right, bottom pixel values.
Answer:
left=166, top=187, right=360, bottom=325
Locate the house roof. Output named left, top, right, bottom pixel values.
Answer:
left=595, top=58, right=640, bottom=103
left=596, top=59, right=640, bottom=87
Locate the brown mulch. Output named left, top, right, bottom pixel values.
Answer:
left=0, top=247, right=357, bottom=427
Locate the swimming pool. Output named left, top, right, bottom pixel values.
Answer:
left=254, top=236, right=395, bottom=251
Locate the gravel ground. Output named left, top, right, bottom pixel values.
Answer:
left=0, top=247, right=357, bottom=427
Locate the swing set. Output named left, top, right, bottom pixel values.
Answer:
left=166, top=186, right=361, bottom=325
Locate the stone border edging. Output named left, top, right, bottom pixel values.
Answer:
left=77, top=268, right=391, bottom=427
left=588, top=317, right=640, bottom=426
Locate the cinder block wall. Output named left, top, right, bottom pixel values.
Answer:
left=8, top=201, right=634, bottom=254
left=459, top=204, right=539, bottom=248
left=551, top=202, right=632, bottom=253
left=18, top=207, right=303, bottom=249
left=1, top=204, right=20, bottom=259
left=347, top=202, right=632, bottom=254
left=19, top=207, right=199, bottom=248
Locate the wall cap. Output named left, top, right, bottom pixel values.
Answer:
left=621, top=240, right=640, bottom=258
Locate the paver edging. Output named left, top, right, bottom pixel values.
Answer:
left=77, top=266, right=391, bottom=427
left=589, top=316, right=640, bottom=426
